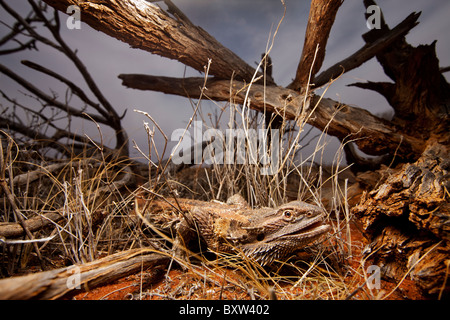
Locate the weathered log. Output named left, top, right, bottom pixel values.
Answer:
left=39, top=0, right=449, bottom=298
left=0, top=0, right=130, bottom=156
left=41, top=0, right=265, bottom=84
left=347, top=1, right=450, bottom=298
left=42, top=0, right=439, bottom=165
left=0, top=248, right=170, bottom=299
left=0, top=211, right=63, bottom=239
left=352, top=141, right=450, bottom=296
left=119, top=74, right=425, bottom=159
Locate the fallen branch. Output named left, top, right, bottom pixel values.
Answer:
left=0, top=248, right=170, bottom=299
left=0, top=211, right=64, bottom=239
left=119, top=74, right=425, bottom=159
left=0, top=139, right=46, bottom=269
left=11, top=161, right=82, bottom=186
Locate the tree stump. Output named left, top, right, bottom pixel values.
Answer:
left=353, top=141, right=450, bottom=296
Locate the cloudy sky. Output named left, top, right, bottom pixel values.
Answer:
left=1, top=0, right=449, bottom=163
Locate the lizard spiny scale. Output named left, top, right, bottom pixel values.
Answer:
left=173, top=197, right=330, bottom=267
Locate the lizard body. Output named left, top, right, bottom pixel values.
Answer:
left=173, top=196, right=330, bottom=266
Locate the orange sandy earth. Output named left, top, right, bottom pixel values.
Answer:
left=70, top=223, right=425, bottom=300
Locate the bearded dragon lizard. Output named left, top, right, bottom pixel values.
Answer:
left=173, top=195, right=330, bottom=266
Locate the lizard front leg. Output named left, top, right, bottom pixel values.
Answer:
left=172, top=217, right=196, bottom=265
left=172, top=207, right=217, bottom=266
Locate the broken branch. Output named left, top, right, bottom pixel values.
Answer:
left=313, top=11, right=420, bottom=88
left=119, top=74, right=425, bottom=159
left=42, top=0, right=267, bottom=84
left=289, top=0, right=343, bottom=91
left=0, top=248, right=170, bottom=299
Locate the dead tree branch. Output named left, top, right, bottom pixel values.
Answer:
left=39, top=0, right=428, bottom=163
left=0, top=211, right=64, bottom=238
left=0, top=139, right=45, bottom=269
left=314, top=11, right=420, bottom=88
left=41, top=0, right=268, bottom=84
left=38, top=0, right=432, bottom=163
left=289, top=0, right=343, bottom=91
left=0, top=64, right=107, bottom=125
left=0, top=0, right=129, bottom=157
left=119, top=74, right=425, bottom=159
left=355, top=0, right=450, bottom=137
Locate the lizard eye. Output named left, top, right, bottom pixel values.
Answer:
left=256, top=233, right=265, bottom=241
left=283, top=210, right=293, bottom=220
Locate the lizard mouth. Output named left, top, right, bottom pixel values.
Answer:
left=281, top=216, right=331, bottom=239
left=241, top=216, right=331, bottom=267
left=262, top=214, right=330, bottom=243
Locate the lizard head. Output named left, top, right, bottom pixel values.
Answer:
left=240, top=201, right=330, bottom=266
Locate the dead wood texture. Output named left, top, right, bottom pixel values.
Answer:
left=0, top=211, right=63, bottom=239
left=352, top=141, right=450, bottom=296
left=347, top=1, right=450, bottom=296
left=0, top=248, right=169, bottom=299
left=41, top=0, right=265, bottom=84
left=118, top=74, right=424, bottom=159
left=289, top=0, right=343, bottom=91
